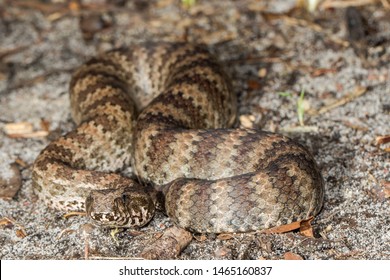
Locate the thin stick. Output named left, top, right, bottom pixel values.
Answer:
left=309, top=86, right=367, bottom=116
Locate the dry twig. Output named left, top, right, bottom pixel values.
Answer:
left=321, top=0, right=390, bottom=9
left=309, top=86, right=367, bottom=115
left=0, top=217, right=27, bottom=238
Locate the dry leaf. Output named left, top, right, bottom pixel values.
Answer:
left=320, top=0, right=377, bottom=9
left=8, top=131, right=49, bottom=138
left=63, top=212, right=86, bottom=219
left=311, top=67, right=337, bottom=77
left=247, top=79, right=261, bottom=90
left=57, top=228, right=77, bottom=240
left=15, top=158, right=28, bottom=168
left=4, top=122, right=33, bottom=135
left=193, top=234, right=207, bottom=242
left=16, top=229, right=27, bottom=238
left=284, top=252, right=304, bottom=260
left=40, top=118, right=51, bottom=132
left=380, top=180, right=390, bottom=199
left=0, top=217, right=27, bottom=238
left=217, top=233, right=234, bottom=240
left=261, top=217, right=315, bottom=234
left=126, top=230, right=145, bottom=237
left=376, top=135, right=390, bottom=145
left=153, top=231, right=164, bottom=239
left=261, top=221, right=301, bottom=234
left=299, top=217, right=314, bottom=237
left=4, top=121, right=49, bottom=138
left=239, top=114, right=255, bottom=128
left=0, top=218, right=13, bottom=227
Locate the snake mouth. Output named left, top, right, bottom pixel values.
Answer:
left=89, top=212, right=122, bottom=226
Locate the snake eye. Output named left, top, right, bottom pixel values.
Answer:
left=121, top=194, right=128, bottom=204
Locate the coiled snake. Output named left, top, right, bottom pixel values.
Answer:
left=32, top=42, right=324, bottom=233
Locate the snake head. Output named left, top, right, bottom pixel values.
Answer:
left=85, top=186, right=155, bottom=228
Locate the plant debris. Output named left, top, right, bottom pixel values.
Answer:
left=140, top=226, right=192, bottom=259
left=4, top=121, right=49, bottom=138
left=0, top=163, right=22, bottom=200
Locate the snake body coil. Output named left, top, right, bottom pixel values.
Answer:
left=32, top=42, right=324, bottom=233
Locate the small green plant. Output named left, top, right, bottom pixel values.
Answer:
left=277, top=91, right=293, bottom=98
left=278, top=89, right=306, bottom=126
left=297, top=89, right=305, bottom=126
left=181, top=0, right=196, bottom=8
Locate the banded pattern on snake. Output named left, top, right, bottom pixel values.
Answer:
left=32, top=42, right=324, bottom=233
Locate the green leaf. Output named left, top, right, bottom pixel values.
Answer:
left=278, top=91, right=293, bottom=97
left=181, top=0, right=196, bottom=8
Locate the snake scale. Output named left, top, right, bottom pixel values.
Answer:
left=32, top=42, right=324, bottom=233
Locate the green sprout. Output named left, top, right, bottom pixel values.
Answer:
left=277, top=91, right=293, bottom=98
left=181, top=0, right=196, bottom=8
left=278, top=89, right=306, bottom=126
left=297, top=89, right=305, bottom=126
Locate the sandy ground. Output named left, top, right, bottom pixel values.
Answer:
left=0, top=0, right=389, bottom=260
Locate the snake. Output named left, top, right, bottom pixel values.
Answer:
left=32, top=42, right=324, bottom=233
